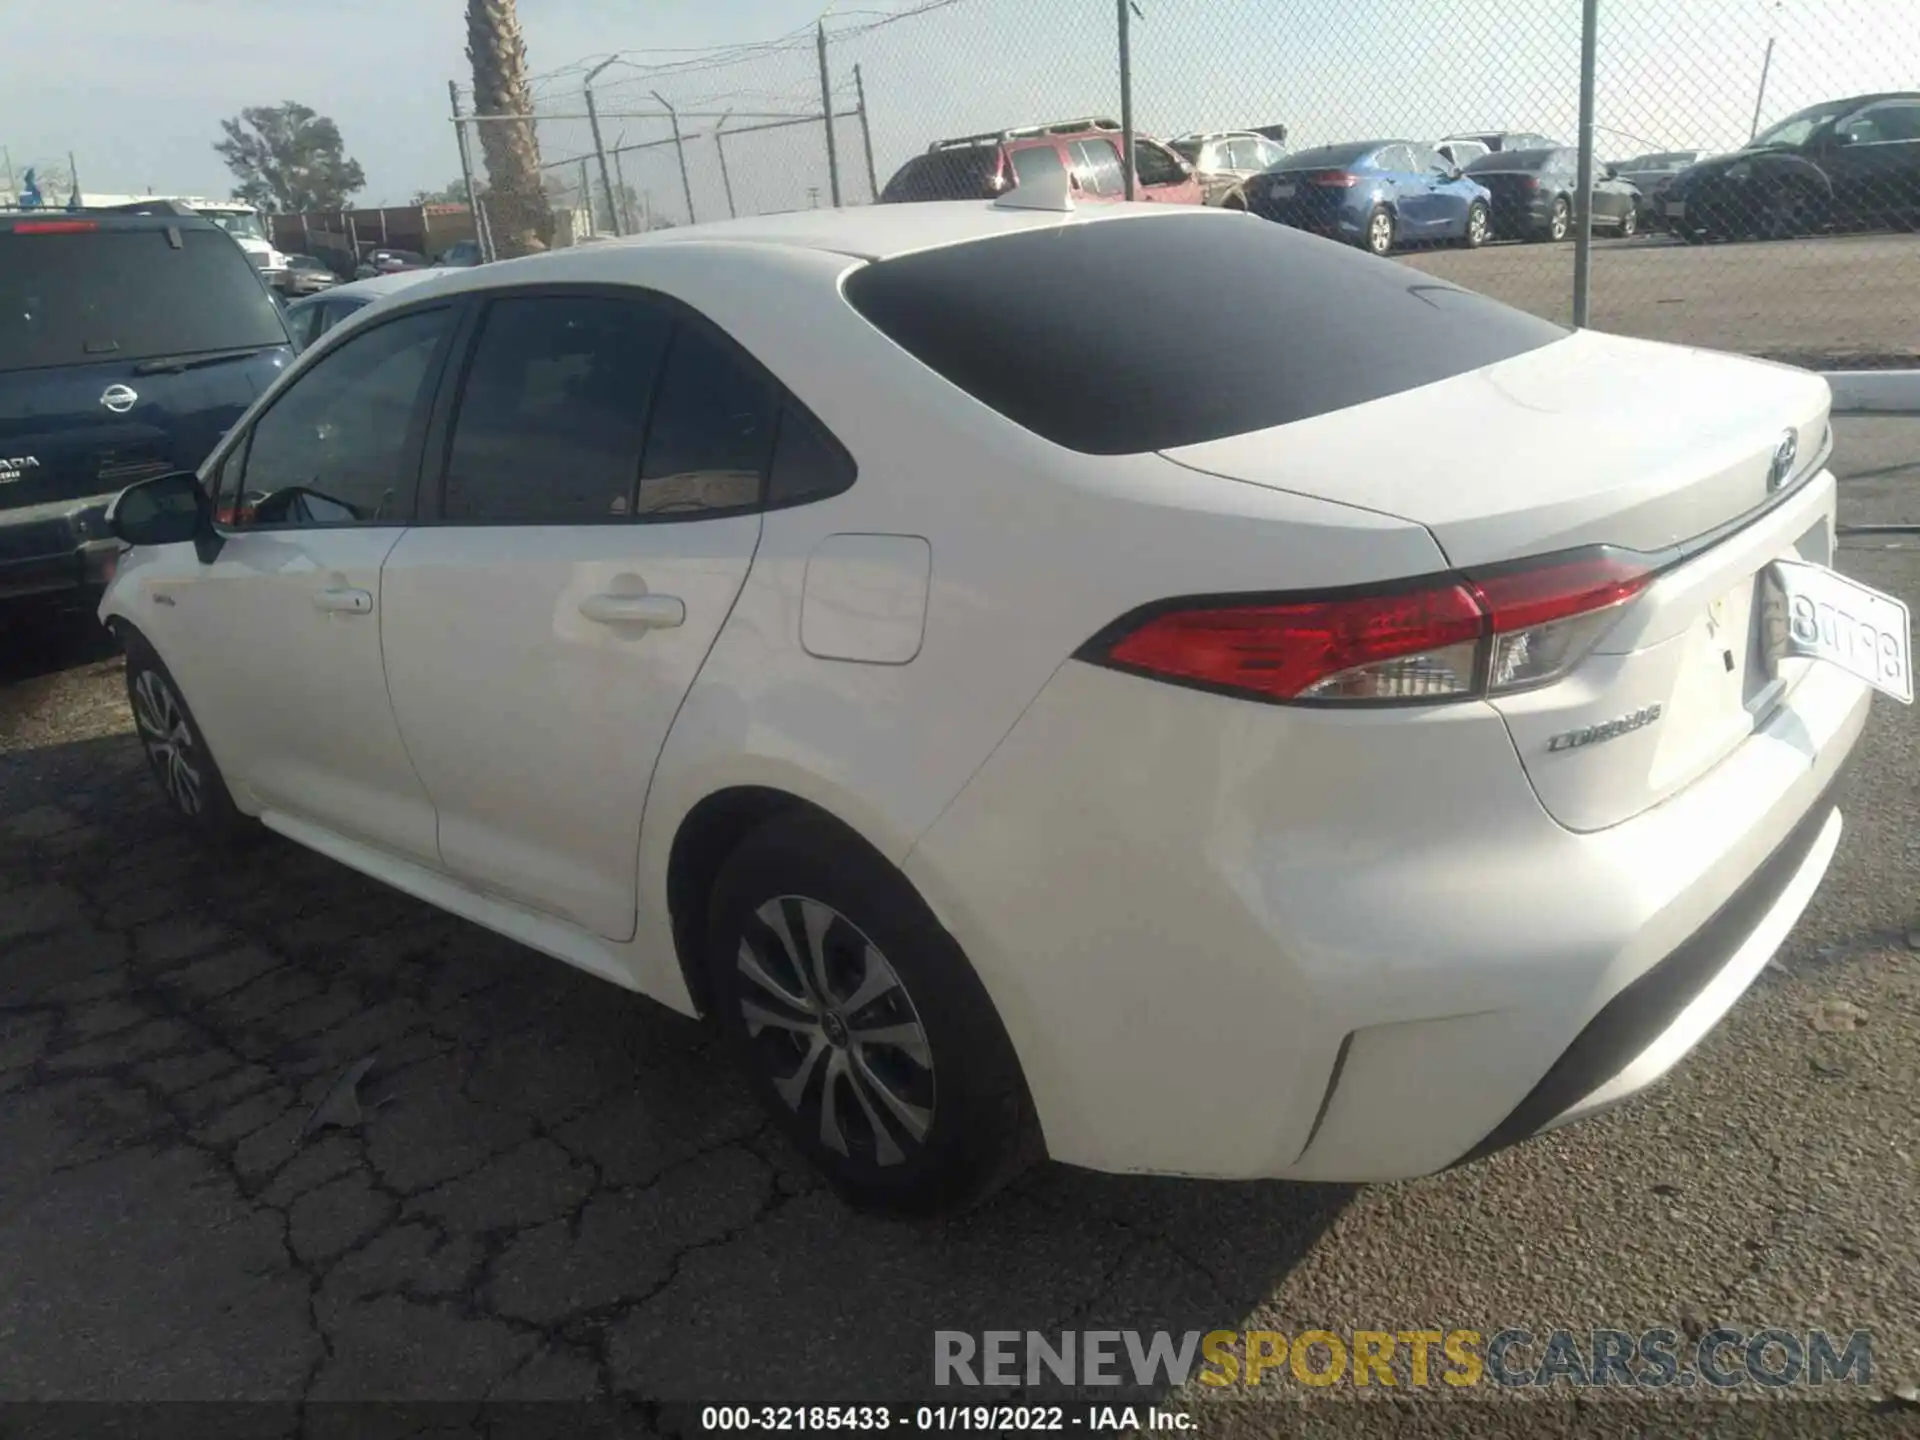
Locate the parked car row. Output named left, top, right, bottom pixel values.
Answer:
left=878, top=117, right=1649, bottom=255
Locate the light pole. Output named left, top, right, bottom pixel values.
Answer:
left=585, top=56, right=622, bottom=236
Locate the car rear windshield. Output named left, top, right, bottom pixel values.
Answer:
left=841, top=212, right=1567, bottom=455
left=1468, top=148, right=1558, bottom=171
left=880, top=149, right=1001, bottom=202
left=1275, top=142, right=1381, bottom=170
left=0, top=227, right=287, bottom=374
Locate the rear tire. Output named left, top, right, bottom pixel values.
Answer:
left=705, top=811, right=1038, bottom=1216
left=119, top=628, right=256, bottom=848
left=1464, top=201, right=1490, bottom=248
left=1362, top=205, right=1395, bottom=256
left=1618, top=207, right=1638, bottom=238
left=1543, top=195, right=1571, bottom=242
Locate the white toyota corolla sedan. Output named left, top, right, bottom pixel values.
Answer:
left=99, top=186, right=1908, bottom=1214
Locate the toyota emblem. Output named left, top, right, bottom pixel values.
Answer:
left=1767, top=429, right=1798, bottom=493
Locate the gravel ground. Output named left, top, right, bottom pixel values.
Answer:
left=0, top=419, right=1915, bottom=1434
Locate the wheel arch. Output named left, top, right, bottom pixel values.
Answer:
left=665, top=784, right=904, bottom=1018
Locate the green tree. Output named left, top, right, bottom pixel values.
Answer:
left=214, top=102, right=366, bottom=213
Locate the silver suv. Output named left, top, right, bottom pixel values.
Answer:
left=1168, top=131, right=1289, bottom=205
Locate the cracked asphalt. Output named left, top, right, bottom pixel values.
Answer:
left=0, top=418, right=1916, bottom=1432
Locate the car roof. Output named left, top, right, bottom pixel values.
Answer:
left=0, top=211, right=225, bottom=234
left=424, top=200, right=1217, bottom=285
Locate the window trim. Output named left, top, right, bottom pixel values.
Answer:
left=214, top=300, right=464, bottom=536
left=411, top=280, right=856, bottom=529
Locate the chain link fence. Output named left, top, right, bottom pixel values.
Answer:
left=449, top=0, right=1919, bottom=367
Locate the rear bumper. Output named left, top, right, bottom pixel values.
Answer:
left=0, top=493, right=123, bottom=600
left=904, top=654, right=1870, bottom=1182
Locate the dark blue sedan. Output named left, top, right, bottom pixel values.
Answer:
left=1236, top=140, right=1492, bottom=255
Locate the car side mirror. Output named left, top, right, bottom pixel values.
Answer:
left=107, top=470, right=223, bottom=562
left=1448, top=167, right=1466, bottom=181
left=1603, top=165, right=1619, bottom=180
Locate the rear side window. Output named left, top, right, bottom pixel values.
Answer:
left=842, top=212, right=1567, bottom=455
left=880, top=149, right=1000, bottom=202
left=443, top=295, right=670, bottom=523
left=766, top=406, right=856, bottom=508
left=0, top=227, right=287, bottom=374
left=635, top=322, right=774, bottom=517
left=1009, top=144, right=1065, bottom=187
left=1069, top=139, right=1125, bottom=196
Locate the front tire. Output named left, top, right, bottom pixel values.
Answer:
left=705, top=811, right=1037, bottom=1216
left=1618, top=206, right=1638, bottom=238
left=1362, top=205, right=1395, bottom=256
left=119, top=629, right=254, bottom=847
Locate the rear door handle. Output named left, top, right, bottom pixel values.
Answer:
left=314, top=587, right=373, bottom=615
left=578, top=592, right=685, bottom=629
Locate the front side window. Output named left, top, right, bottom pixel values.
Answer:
left=442, top=295, right=670, bottom=523
left=1840, top=101, right=1920, bottom=144
left=1134, top=139, right=1186, bottom=187
left=234, top=307, right=451, bottom=528
left=634, top=321, right=774, bottom=518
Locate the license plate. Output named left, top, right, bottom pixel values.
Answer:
left=1269, top=181, right=1296, bottom=199
left=1665, top=200, right=1686, bottom=217
left=1766, top=560, right=1913, bottom=703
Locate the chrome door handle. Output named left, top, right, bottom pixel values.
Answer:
left=313, top=587, right=373, bottom=615
left=578, top=592, right=685, bottom=629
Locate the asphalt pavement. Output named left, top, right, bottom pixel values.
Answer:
left=0, top=418, right=1916, bottom=1431
left=1402, top=232, right=1920, bottom=365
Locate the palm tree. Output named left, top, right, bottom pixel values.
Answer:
left=465, top=0, right=551, bottom=256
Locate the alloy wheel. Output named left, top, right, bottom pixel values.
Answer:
left=737, top=895, right=935, bottom=1167
left=1368, top=211, right=1392, bottom=255
left=1550, top=200, right=1570, bottom=241
left=131, top=668, right=204, bottom=816
left=1468, top=206, right=1489, bottom=246
left=1620, top=208, right=1638, bottom=238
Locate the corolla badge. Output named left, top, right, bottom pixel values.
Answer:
left=1768, top=429, right=1798, bottom=492
left=0, top=455, right=41, bottom=483
left=1547, top=703, right=1663, bottom=753
left=100, top=384, right=138, bottom=414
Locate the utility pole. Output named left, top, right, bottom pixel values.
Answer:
left=815, top=21, right=842, bottom=206
left=853, top=64, right=879, bottom=201
left=612, top=140, right=634, bottom=232
left=652, top=92, right=696, bottom=223
left=579, top=158, right=593, bottom=234
left=585, top=57, right=623, bottom=235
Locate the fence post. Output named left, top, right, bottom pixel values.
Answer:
left=579, top=159, right=593, bottom=234
left=816, top=22, right=842, bottom=207
left=1572, top=0, right=1599, bottom=328
left=449, top=80, right=491, bottom=263
left=651, top=92, right=697, bottom=223
left=612, top=145, right=634, bottom=232
left=1117, top=0, right=1135, bottom=200
left=585, top=58, right=623, bottom=236
left=715, top=114, right=738, bottom=219
left=854, top=64, right=879, bottom=201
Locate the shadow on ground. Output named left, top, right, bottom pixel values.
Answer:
left=1, top=730, right=1349, bottom=1415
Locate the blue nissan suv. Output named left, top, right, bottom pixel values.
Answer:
left=1240, top=139, right=1493, bottom=255
left=0, top=208, right=293, bottom=607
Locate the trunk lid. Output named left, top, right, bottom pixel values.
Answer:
left=1158, top=330, right=1835, bottom=830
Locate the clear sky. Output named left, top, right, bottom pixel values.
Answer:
left=4, top=0, right=1916, bottom=221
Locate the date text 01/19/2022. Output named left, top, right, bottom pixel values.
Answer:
left=699, top=1405, right=1195, bottom=1432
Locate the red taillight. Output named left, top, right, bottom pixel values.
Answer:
left=13, top=219, right=98, bottom=234
left=1083, top=548, right=1658, bottom=705
left=1308, top=171, right=1360, bottom=188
